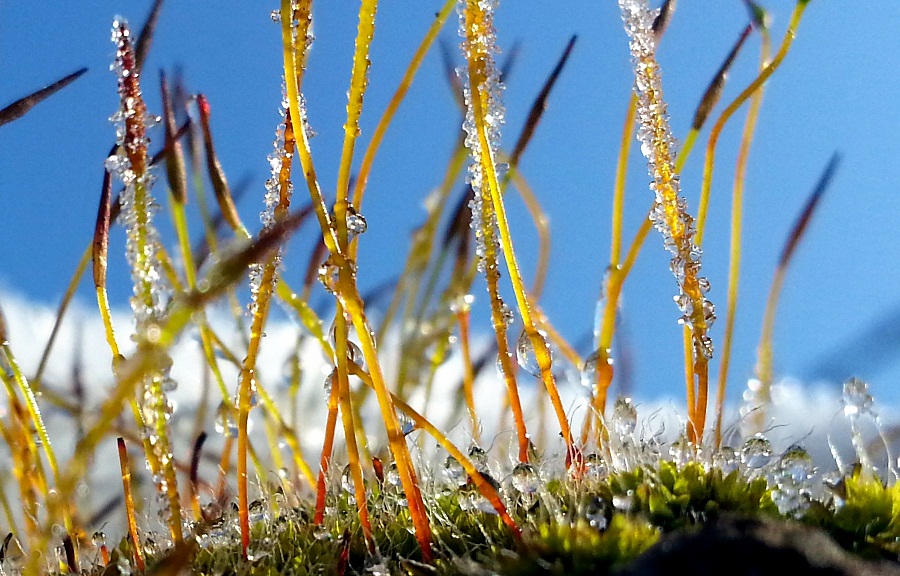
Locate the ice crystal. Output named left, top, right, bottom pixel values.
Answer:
left=109, top=20, right=182, bottom=531
left=110, top=19, right=171, bottom=327
left=458, top=0, right=505, bottom=273
left=618, top=0, right=715, bottom=360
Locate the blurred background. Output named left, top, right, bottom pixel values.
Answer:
left=1, top=1, right=899, bottom=412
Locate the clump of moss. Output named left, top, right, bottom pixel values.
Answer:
left=2, top=1, right=897, bottom=575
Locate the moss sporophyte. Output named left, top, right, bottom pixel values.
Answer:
left=1, top=1, right=897, bottom=575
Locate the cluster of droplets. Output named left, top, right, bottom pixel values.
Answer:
left=108, top=17, right=183, bottom=532
left=618, top=0, right=715, bottom=359
left=108, top=19, right=171, bottom=327
left=248, top=89, right=296, bottom=316
left=841, top=377, right=882, bottom=475
left=770, top=444, right=814, bottom=517
left=457, top=0, right=505, bottom=274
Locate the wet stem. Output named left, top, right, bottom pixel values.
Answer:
left=463, top=0, right=574, bottom=462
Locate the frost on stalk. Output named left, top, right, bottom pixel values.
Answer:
left=108, top=18, right=181, bottom=533
left=457, top=0, right=505, bottom=273
left=249, top=85, right=298, bottom=315
left=109, top=19, right=169, bottom=326
left=618, top=0, right=715, bottom=360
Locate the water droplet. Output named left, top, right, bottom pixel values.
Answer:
left=318, top=261, right=339, bottom=295
left=398, top=412, right=416, bottom=436
left=91, top=531, right=106, bottom=548
left=347, top=341, right=364, bottom=367
left=214, top=402, right=238, bottom=437
left=740, top=434, right=772, bottom=469
left=323, top=369, right=335, bottom=397
left=468, top=445, right=488, bottom=470
left=313, top=527, right=332, bottom=541
left=583, top=453, right=607, bottom=480
left=500, top=301, right=515, bottom=326
left=779, top=444, right=813, bottom=483
left=104, top=153, right=125, bottom=173
left=341, top=465, right=355, bottom=495
left=669, top=433, right=691, bottom=467
left=248, top=499, right=269, bottom=524
left=511, top=462, right=540, bottom=495
left=712, top=446, right=738, bottom=475
left=346, top=206, right=367, bottom=237
left=580, top=350, right=611, bottom=397
left=842, top=377, right=873, bottom=417
left=385, top=462, right=402, bottom=488
left=610, top=396, right=637, bottom=437
left=443, top=456, right=467, bottom=487
left=516, top=330, right=548, bottom=378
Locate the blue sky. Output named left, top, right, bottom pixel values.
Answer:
left=2, top=2, right=900, bottom=411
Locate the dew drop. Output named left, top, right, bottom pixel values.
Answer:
left=346, top=206, right=367, bottom=237
left=398, top=412, right=416, bottom=436
left=340, top=464, right=355, bottom=495
left=468, top=445, right=488, bottom=470
left=104, top=154, right=125, bottom=173
left=214, top=402, right=238, bottom=437
left=443, top=456, right=467, bottom=487
left=323, top=369, right=335, bottom=397
left=583, top=453, right=607, bottom=480
left=511, top=462, right=540, bottom=495
left=779, top=444, right=813, bottom=483
left=317, top=258, right=341, bottom=294
left=515, top=329, right=542, bottom=378
left=91, top=531, right=106, bottom=548
left=712, top=446, right=738, bottom=475
left=842, top=377, right=873, bottom=417
left=385, top=462, right=402, bottom=488
left=610, top=396, right=637, bottom=437
left=740, top=434, right=773, bottom=469
left=580, top=350, right=611, bottom=397
left=669, top=433, right=691, bottom=467
left=612, top=490, right=634, bottom=512
left=313, top=527, right=332, bottom=541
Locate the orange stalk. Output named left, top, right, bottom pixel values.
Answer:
left=117, top=438, right=146, bottom=573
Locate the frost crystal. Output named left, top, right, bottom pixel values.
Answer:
left=110, top=19, right=170, bottom=327
left=109, top=18, right=181, bottom=534
left=618, top=0, right=715, bottom=359
left=458, top=0, right=505, bottom=273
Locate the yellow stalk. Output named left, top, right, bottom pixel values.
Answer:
left=0, top=339, right=75, bottom=544
left=582, top=94, right=636, bottom=444
left=282, top=0, right=435, bottom=558
left=507, top=170, right=551, bottom=298
left=340, top=283, right=434, bottom=559
left=314, top=372, right=341, bottom=525
left=695, top=1, right=810, bottom=244
left=463, top=0, right=573, bottom=461
left=348, top=364, right=522, bottom=539
left=454, top=305, right=481, bottom=442
left=714, top=27, right=772, bottom=448
left=352, top=0, right=457, bottom=215
left=32, top=246, right=90, bottom=390
left=620, top=0, right=714, bottom=444
left=334, top=308, right=376, bottom=552
left=117, top=438, right=146, bottom=573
